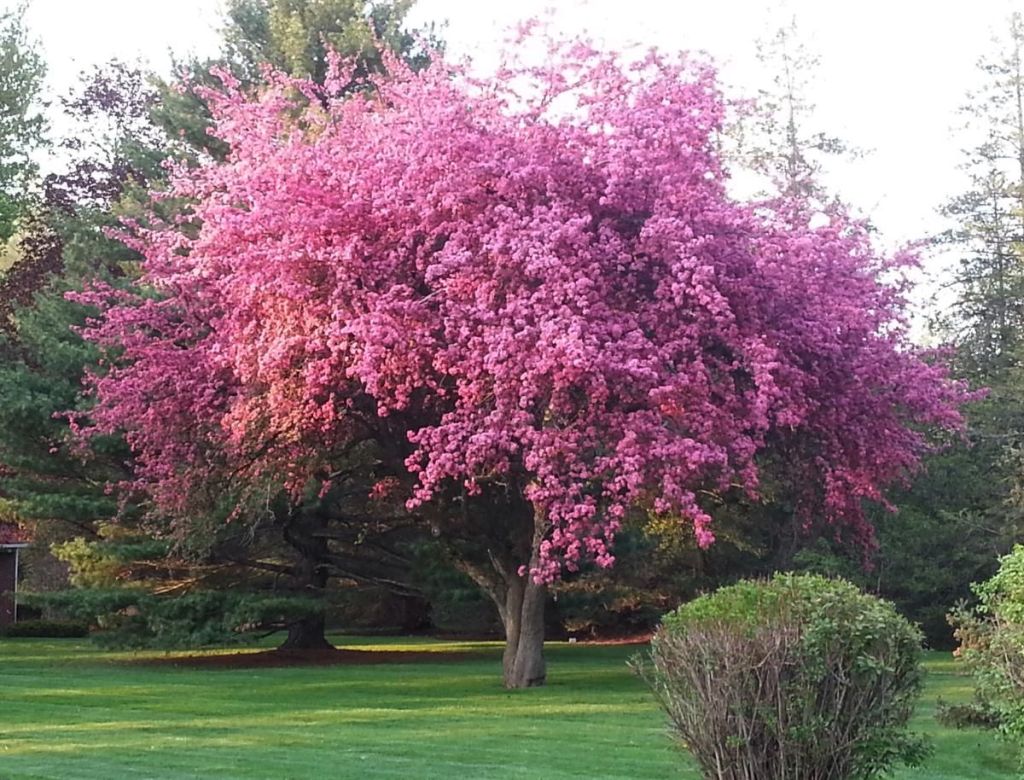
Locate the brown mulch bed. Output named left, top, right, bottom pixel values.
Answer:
left=133, top=646, right=493, bottom=670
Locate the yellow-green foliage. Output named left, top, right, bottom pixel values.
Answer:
left=51, top=533, right=122, bottom=589
left=265, top=0, right=413, bottom=75
left=0, top=497, right=19, bottom=524
left=948, top=545, right=1024, bottom=764
left=0, top=233, right=21, bottom=273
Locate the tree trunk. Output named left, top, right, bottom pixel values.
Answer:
left=279, top=508, right=333, bottom=652
left=503, top=506, right=547, bottom=687
left=447, top=498, right=550, bottom=688
left=501, top=572, right=547, bottom=688
left=279, top=613, right=332, bottom=651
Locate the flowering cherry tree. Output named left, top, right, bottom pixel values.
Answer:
left=78, top=36, right=972, bottom=687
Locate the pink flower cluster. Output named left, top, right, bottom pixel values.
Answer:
left=78, top=39, right=972, bottom=581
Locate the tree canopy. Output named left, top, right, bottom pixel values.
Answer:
left=73, top=35, right=973, bottom=685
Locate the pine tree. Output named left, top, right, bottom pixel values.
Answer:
left=732, top=16, right=855, bottom=203
left=0, top=5, right=45, bottom=242
left=939, top=12, right=1024, bottom=380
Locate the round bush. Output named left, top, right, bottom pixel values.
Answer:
left=638, top=574, right=928, bottom=780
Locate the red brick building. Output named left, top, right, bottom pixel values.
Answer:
left=0, top=522, right=28, bottom=626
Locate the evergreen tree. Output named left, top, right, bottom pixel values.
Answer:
left=150, top=0, right=437, bottom=158
left=732, top=16, right=855, bottom=203
left=939, top=12, right=1024, bottom=380
left=0, top=62, right=161, bottom=593
left=0, top=4, right=45, bottom=242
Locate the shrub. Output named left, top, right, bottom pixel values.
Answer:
left=946, top=545, right=1024, bottom=764
left=26, top=588, right=323, bottom=648
left=1, top=619, right=89, bottom=638
left=635, top=574, right=929, bottom=780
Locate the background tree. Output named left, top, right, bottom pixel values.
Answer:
left=0, top=4, right=45, bottom=243
left=792, top=434, right=1016, bottom=646
left=938, top=13, right=1024, bottom=381
left=221, top=0, right=431, bottom=82
left=730, top=16, right=856, bottom=203
left=0, top=61, right=166, bottom=596
left=150, top=0, right=436, bottom=157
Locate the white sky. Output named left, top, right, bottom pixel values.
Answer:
left=9, top=0, right=1024, bottom=321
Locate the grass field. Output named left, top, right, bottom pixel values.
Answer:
left=0, top=636, right=1017, bottom=779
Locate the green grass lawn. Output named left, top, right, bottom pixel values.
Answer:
left=0, top=636, right=1016, bottom=779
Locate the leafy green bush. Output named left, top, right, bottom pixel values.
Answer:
left=636, top=574, right=929, bottom=780
left=946, top=544, right=1024, bottom=764
left=1, top=619, right=89, bottom=638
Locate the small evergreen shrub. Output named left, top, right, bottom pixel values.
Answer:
left=635, top=574, right=929, bottom=780
left=1, top=619, right=89, bottom=638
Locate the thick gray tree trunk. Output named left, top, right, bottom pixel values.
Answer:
left=453, top=504, right=548, bottom=689
left=500, top=570, right=547, bottom=688
left=501, top=508, right=547, bottom=688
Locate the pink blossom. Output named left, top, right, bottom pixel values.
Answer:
left=77, top=35, right=974, bottom=581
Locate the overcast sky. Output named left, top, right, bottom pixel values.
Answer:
left=10, top=0, right=1024, bottom=312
